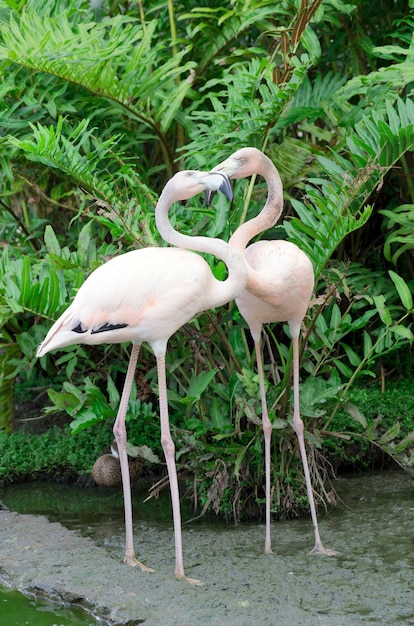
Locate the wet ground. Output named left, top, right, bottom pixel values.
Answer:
left=0, top=470, right=413, bottom=626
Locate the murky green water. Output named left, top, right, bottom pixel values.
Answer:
left=0, top=585, right=99, bottom=626
left=1, top=470, right=413, bottom=625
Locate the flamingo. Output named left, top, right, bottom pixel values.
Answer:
left=212, top=147, right=336, bottom=556
left=37, top=169, right=248, bottom=584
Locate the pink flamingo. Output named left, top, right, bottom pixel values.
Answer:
left=212, top=148, right=336, bottom=556
left=37, top=170, right=247, bottom=584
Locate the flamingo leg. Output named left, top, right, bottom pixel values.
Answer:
left=254, top=338, right=274, bottom=554
left=156, top=353, right=203, bottom=585
left=113, top=343, right=154, bottom=572
left=291, top=336, right=338, bottom=556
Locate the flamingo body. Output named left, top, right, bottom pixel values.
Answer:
left=37, top=169, right=247, bottom=584
left=38, top=247, right=226, bottom=356
left=237, top=240, right=314, bottom=340
left=213, top=147, right=336, bottom=556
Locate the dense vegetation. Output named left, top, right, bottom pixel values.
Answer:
left=0, top=0, right=413, bottom=520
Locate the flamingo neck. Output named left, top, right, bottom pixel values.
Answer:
left=155, top=192, right=248, bottom=308
left=228, top=160, right=283, bottom=252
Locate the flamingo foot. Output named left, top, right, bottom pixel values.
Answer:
left=264, top=546, right=277, bottom=555
left=176, top=574, right=204, bottom=586
left=309, top=543, right=339, bottom=557
left=124, top=554, right=155, bottom=572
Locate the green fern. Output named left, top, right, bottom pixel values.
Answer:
left=5, top=116, right=158, bottom=247
left=180, top=2, right=279, bottom=76
left=8, top=118, right=130, bottom=204
left=184, top=54, right=311, bottom=163
left=285, top=97, right=414, bottom=276
left=380, top=204, right=414, bottom=266
left=279, top=72, right=347, bottom=128
left=0, top=12, right=195, bottom=162
left=334, top=37, right=414, bottom=108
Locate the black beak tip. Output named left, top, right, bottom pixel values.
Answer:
left=205, top=189, right=216, bottom=207
left=205, top=173, right=233, bottom=206
left=220, top=174, right=233, bottom=201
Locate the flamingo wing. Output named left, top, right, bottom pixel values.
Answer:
left=37, top=247, right=214, bottom=356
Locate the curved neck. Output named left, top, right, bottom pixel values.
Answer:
left=228, top=157, right=283, bottom=252
left=155, top=190, right=247, bottom=307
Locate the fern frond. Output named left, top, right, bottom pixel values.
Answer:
left=180, top=2, right=278, bottom=75
left=184, top=54, right=311, bottom=162
left=380, top=204, right=414, bottom=266
left=285, top=97, right=414, bottom=276
left=280, top=72, right=347, bottom=127
left=334, top=34, right=414, bottom=107
left=6, top=116, right=149, bottom=206
left=0, top=12, right=195, bottom=144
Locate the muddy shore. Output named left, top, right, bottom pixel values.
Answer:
left=0, top=471, right=413, bottom=626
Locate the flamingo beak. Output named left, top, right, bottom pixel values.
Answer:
left=204, top=172, right=233, bottom=206
left=211, top=156, right=240, bottom=178
left=205, top=156, right=242, bottom=206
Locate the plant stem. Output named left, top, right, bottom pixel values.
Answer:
left=400, top=154, right=414, bottom=204
left=167, top=0, right=178, bottom=59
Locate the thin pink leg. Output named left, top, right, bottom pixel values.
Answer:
left=291, top=336, right=337, bottom=556
left=113, top=343, right=154, bottom=572
left=254, top=338, right=274, bottom=554
left=156, top=353, right=202, bottom=585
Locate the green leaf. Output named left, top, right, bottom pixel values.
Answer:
left=272, top=418, right=288, bottom=430
left=69, top=409, right=104, bottom=433
left=299, top=377, right=342, bottom=418
left=391, top=325, right=414, bottom=341
left=47, top=268, right=60, bottom=315
left=329, top=303, right=341, bottom=329
left=388, top=270, right=413, bottom=311
left=341, top=342, right=361, bottom=367
left=393, top=431, right=414, bottom=454
left=187, top=369, right=218, bottom=401
left=77, top=221, right=93, bottom=268
left=44, top=225, right=61, bottom=256
left=107, top=375, right=120, bottom=407
left=301, top=25, right=321, bottom=64
left=379, top=421, right=401, bottom=444
left=333, top=359, right=353, bottom=379
left=126, top=443, right=160, bottom=463
left=344, top=402, right=367, bottom=428
left=210, top=396, right=233, bottom=432
left=47, top=388, right=81, bottom=415
left=363, top=330, right=373, bottom=358
left=19, top=255, right=31, bottom=305
left=373, top=295, right=392, bottom=326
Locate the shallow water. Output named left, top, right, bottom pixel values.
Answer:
left=1, top=470, right=414, bottom=625
left=0, top=585, right=99, bottom=626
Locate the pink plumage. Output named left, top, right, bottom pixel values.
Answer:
left=37, top=169, right=247, bottom=583
left=214, top=148, right=336, bottom=556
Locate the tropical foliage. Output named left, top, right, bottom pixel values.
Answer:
left=0, top=0, right=413, bottom=519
